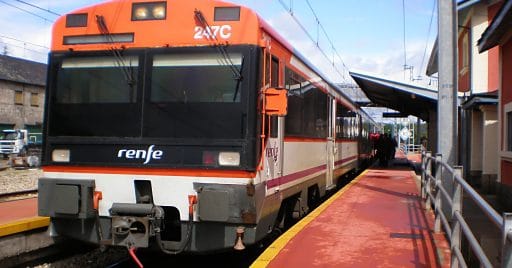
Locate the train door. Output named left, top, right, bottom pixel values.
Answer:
left=326, top=97, right=336, bottom=190
left=264, top=55, right=284, bottom=188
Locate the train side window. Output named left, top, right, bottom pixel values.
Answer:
left=335, top=103, right=343, bottom=139
left=284, top=67, right=305, bottom=136
left=303, top=87, right=327, bottom=138
left=315, top=89, right=328, bottom=138
left=269, top=116, right=278, bottom=138
left=264, top=54, right=279, bottom=88
left=271, top=56, right=279, bottom=87
left=303, top=86, right=316, bottom=136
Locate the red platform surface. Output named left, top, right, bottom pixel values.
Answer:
left=406, top=153, right=422, bottom=164
left=0, top=197, right=38, bottom=225
left=254, top=166, right=450, bottom=268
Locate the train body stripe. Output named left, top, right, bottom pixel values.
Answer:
left=266, top=155, right=357, bottom=189
left=42, top=166, right=255, bottom=178
left=334, top=155, right=358, bottom=166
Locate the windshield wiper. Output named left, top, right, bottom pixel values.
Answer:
left=95, top=15, right=136, bottom=88
left=232, top=56, right=245, bottom=101
left=194, top=9, right=242, bottom=82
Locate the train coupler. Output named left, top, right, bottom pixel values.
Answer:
left=110, top=203, right=163, bottom=248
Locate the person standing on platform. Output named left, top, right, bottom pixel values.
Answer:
left=390, top=135, right=398, bottom=159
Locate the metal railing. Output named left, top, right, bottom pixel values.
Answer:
left=400, top=144, right=423, bottom=154
left=421, top=152, right=512, bottom=268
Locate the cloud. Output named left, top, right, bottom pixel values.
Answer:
left=265, top=10, right=435, bottom=89
left=344, top=39, right=436, bottom=89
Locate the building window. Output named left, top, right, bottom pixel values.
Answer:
left=30, top=93, right=39, bottom=107
left=14, top=91, right=23, bottom=105
left=508, top=112, right=512, bottom=151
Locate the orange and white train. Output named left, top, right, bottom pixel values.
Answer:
left=38, top=0, right=378, bottom=253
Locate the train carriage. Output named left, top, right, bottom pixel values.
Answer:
left=38, top=0, right=377, bottom=253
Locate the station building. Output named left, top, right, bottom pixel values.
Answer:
left=0, top=54, right=46, bottom=134
left=478, top=0, right=512, bottom=209
left=426, top=0, right=502, bottom=197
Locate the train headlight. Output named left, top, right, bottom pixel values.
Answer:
left=152, top=5, right=166, bottom=19
left=218, top=152, right=240, bottom=166
left=132, top=2, right=166, bottom=21
left=52, top=149, right=70, bottom=163
left=133, top=6, right=149, bottom=20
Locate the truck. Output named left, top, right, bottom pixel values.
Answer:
left=0, top=129, right=42, bottom=166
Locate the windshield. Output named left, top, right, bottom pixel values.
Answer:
left=49, top=55, right=141, bottom=137
left=2, top=133, right=18, bottom=140
left=144, top=52, right=244, bottom=139
left=151, top=53, right=242, bottom=103
left=48, top=49, right=250, bottom=139
left=56, top=56, right=138, bottom=104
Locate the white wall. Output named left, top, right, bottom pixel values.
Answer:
left=471, top=4, right=489, bottom=94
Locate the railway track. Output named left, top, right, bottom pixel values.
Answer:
left=0, top=189, right=38, bottom=202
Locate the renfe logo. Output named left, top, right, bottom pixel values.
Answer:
left=117, top=145, right=163, bottom=164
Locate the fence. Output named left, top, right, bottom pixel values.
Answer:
left=421, top=152, right=512, bottom=267
left=400, top=144, right=423, bottom=154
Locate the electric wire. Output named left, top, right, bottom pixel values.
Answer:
left=14, top=0, right=61, bottom=16
left=403, top=0, right=407, bottom=72
left=0, top=39, right=48, bottom=56
left=277, top=0, right=351, bottom=84
left=420, top=0, right=437, bottom=78
left=0, top=0, right=54, bottom=22
left=0, top=34, right=49, bottom=49
left=304, top=0, right=351, bottom=72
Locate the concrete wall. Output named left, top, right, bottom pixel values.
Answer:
left=0, top=80, right=44, bottom=128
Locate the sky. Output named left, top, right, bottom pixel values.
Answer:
left=0, top=0, right=439, bottom=89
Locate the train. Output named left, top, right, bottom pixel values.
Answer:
left=38, top=0, right=379, bottom=254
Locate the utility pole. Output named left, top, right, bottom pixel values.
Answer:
left=438, top=0, right=458, bottom=222
left=438, top=0, right=458, bottom=166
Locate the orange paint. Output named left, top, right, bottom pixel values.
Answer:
left=43, top=166, right=255, bottom=178
left=52, top=0, right=263, bottom=52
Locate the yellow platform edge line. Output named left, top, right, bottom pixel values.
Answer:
left=250, top=169, right=369, bottom=268
left=0, top=217, right=50, bottom=237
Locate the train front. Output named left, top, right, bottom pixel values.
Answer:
left=38, top=0, right=268, bottom=253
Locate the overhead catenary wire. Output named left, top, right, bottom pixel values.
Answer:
left=0, top=34, right=49, bottom=50
left=403, top=0, right=407, bottom=72
left=277, top=0, right=352, bottom=84
left=420, top=0, right=437, bottom=78
left=304, top=0, right=351, bottom=72
left=14, top=0, right=61, bottom=16
left=0, top=40, right=48, bottom=57
left=0, top=0, right=54, bottom=22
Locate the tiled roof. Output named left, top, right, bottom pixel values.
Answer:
left=0, top=54, right=46, bottom=87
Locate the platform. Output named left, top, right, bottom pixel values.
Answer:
left=252, top=159, right=450, bottom=267
left=0, top=198, right=48, bottom=237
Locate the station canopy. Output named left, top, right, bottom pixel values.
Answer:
left=350, top=72, right=437, bottom=121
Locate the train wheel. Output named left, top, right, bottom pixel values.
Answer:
left=274, top=196, right=301, bottom=230
left=307, top=185, right=320, bottom=211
